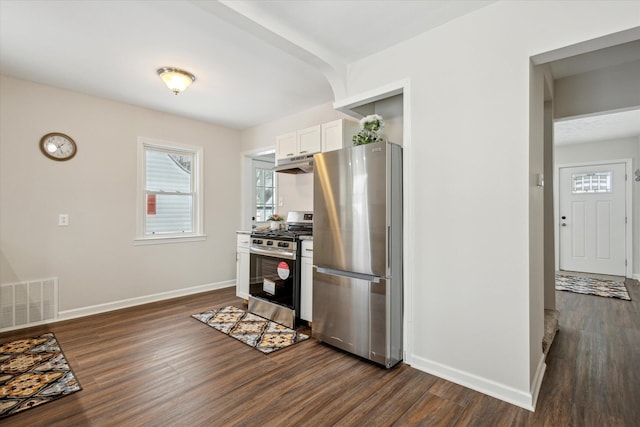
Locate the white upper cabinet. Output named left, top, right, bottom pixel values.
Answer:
left=321, top=119, right=359, bottom=153
left=297, top=125, right=321, bottom=155
left=275, top=132, right=298, bottom=159
left=275, top=119, right=359, bottom=163
left=276, top=125, right=321, bottom=162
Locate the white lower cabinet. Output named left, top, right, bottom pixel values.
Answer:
left=300, top=240, right=313, bottom=322
left=236, top=233, right=251, bottom=299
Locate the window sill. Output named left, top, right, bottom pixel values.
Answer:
left=134, top=235, right=207, bottom=246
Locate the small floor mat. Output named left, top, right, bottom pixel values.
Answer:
left=0, top=332, right=81, bottom=419
left=555, top=273, right=631, bottom=301
left=192, top=306, right=309, bottom=354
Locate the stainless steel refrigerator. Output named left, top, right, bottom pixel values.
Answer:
left=312, top=141, right=403, bottom=368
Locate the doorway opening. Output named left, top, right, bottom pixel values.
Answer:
left=529, top=27, right=640, bottom=390
left=241, top=149, right=276, bottom=231
left=532, top=29, right=639, bottom=281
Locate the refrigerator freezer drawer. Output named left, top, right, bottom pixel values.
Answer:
left=312, top=268, right=402, bottom=368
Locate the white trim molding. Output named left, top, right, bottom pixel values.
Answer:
left=133, top=235, right=207, bottom=245
left=333, top=79, right=408, bottom=119
left=58, top=280, right=234, bottom=322
left=409, top=353, right=539, bottom=411
left=530, top=354, right=547, bottom=411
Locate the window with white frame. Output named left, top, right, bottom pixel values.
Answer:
left=136, top=137, right=204, bottom=243
left=571, top=171, right=613, bottom=194
left=253, top=160, right=276, bottom=222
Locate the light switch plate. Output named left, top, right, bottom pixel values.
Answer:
left=58, top=214, right=69, bottom=226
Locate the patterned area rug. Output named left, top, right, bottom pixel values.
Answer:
left=192, top=306, right=309, bottom=354
left=555, top=274, right=631, bottom=301
left=0, top=333, right=81, bottom=419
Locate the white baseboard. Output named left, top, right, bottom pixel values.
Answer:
left=57, top=280, right=235, bottom=322
left=632, top=273, right=640, bottom=281
left=407, top=353, right=537, bottom=411
left=530, top=354, right=547, bottom=410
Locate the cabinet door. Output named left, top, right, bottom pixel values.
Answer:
left=297, top=125, right=321, bottom=155
left=236, top=250, right=250, bottom=299
left=276, top=132, right=297, bottom=160
left=322, top=120, right=343, bottom=152
left=300, top=256, right=313, bottom=321
left=237, top=233, right=250, bottom=248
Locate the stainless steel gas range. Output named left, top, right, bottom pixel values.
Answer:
left=248, top=211, right=312, bottom=328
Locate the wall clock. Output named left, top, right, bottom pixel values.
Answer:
left=39, top=132, right=77, bottom=161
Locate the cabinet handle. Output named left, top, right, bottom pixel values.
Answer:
left=299, top=150, right=307, bottom=154
left=305, top=248, right=313, bottom=252
left=286, top=153, right=294, bottom=156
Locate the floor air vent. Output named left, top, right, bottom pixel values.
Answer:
left=0, top=277, right=58, bottom=332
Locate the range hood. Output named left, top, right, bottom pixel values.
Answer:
left=273, top=154, right=314, bottom=174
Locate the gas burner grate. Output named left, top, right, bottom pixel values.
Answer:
left=251, top=228, right=312, bottom=240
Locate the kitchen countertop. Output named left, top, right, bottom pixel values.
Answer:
left=299, top=235, right=313, bottom=240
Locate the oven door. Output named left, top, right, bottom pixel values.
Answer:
left=249, top=249, right=296, bottom=309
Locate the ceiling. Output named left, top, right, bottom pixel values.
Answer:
left=1, top=0, right=638, bottom=143
left=554, top=108, right=640, bottom=145
left=550, top=40, right=640, bottom=145
left=0, top=0, right=493, bottom=129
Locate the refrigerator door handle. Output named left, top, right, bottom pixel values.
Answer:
left=315, top=266, right=381, bottom=283
left=388, top=225, right=391, bottom=270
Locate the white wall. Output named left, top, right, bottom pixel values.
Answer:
left=554, top=60, right=640, bottom=119
left=340, top=0, right=639, bottom=409
left=555, top=136, right=640, bottom=277
left=240, top=102, right=355, bottom=225
left=0, top=76, right=242, bottom=315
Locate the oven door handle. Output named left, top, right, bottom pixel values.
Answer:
left=250, top=247, right=296, bottom=260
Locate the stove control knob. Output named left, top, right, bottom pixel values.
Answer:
left=278, top=242, right=289, bottom=248
left=266, top=241, right=273, bottom=246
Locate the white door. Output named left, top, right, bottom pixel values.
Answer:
left=559, top=163, right=626, bottom=276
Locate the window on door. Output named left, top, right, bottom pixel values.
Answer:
left=254, top=160, right=276, bottom=222
left=571, top=171, right=613, bottom=194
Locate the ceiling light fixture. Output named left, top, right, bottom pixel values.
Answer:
left=157, top=67, right=196, bottom=95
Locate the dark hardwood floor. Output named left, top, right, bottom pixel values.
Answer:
left=2, top=279, right=639, bottom=426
